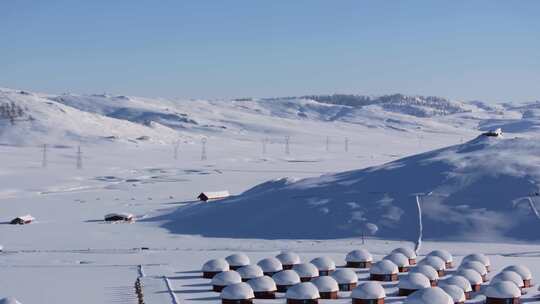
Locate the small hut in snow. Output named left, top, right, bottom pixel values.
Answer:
left=212, top=270, right=242, bottom=292
left=418, top=256, right=446, bottom=276
left=198, top=191, right=230, bottom=202
left=462, top=253, right=491, bottom=272
left=310, top=257, right=336, bottom=276
left=410, top=264, right=439, bottom=286
left=403, top=287, right=453, bottom=304
left=237, top=265, right=264, bottom=282
left=226, top=253, right=250, bottom=270
left=491, top=271, right=524, bottom=290
left=503, top=265, right=533, bottom=288
left=440, top=276, right=472, bottom=299
left=257, top=257, right=283, bottom=276
left=351, top=281, right=386, bottom=304
left=369, top=260, right=399, bottom=282
left=485, top=281, right=521, bottom=304
left=427, top=250, right=453, bottom=268
left=398, top=273, right=431, bottom=296
left=202, top=258, right=230, bottom=278
left=104, top=213, right=134, bottom=222
left=311, top=276, right=339, bottom=299
left=482, top=128, right=503, bottom=137
left=391, top=247, right=417, bottom=265
left=439, top=284, right=466, bottom=304
left=285, top=282, right=320, bottom=304
left=221, top=282, right=254, bottom=304
left=346, top=249, right=373, bottom=268
left=456, top=269, right=483, bottom=291
left=247, top=276, right=277, bottom=299
left=331, top=268, right=358, bottom=291
left=384, top=252, right=410, bottom=272
left=272, top=270, right=301, bottom=292
left=292, top=263, right=319, bottom=282
left=458, top=261, right=488, bottom=282
left=10, top=214, right=34, bottom=225
left=276, top=252, right=301, bottom=270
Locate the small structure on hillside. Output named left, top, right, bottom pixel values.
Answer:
left=410, top=264, right=439, bottom=286
left=292, top=263, right=319, bottom=282
left=198, top=190, right=230, bottom=202
left=458, top=261, right=488, bottom=282
left=369, top=260, right=399, bottom=282
left=456, top=269, right=483, bottom=291
left=10, top=214, right=34, bottom=225
left=247, top=276, right=277, bottom=299
left=398, top=273, right=431, bottom=296
left=276, top=251, right=301, bottom=270
left=346, top=249, right=373, bottom=268
left=351, top=281, right=385, bottom=304
left=104, top=213, right=134, bottom=222
left=257, top=257, right=283, bottom=276
left=331, top=268, right=358, bottom=291
left=310, top=257, right=336, bottom=276
left=503, top=265, right=533, bottom=288
left=485, top=281, right=521, bottom=304
left=418, top=256, right=446, bottom=276
left=391, top=247, right=417, bottom=265
left=462, top=253, right=491, bottom=272
left=202, top=258, right=230, bottom=278
left=440, top=276, right=472, bottom=299
left=384, top=252, right=410, bottom=272
left=226, top=253, right=250, bottom=270
left=285, top=282, right=320, bottom=304
left=272, top=270, right=301, bottom=292
left=403, top=287, right=453, bottom=304
left=237, top=265, right=263, bottom=282
left=311, top=276, right=339, bottom=299
left=482, top=128, right=503, bottom=137
left=212, top=270, right=242, bottom=292
left=439, top=284, right=466, bottom=304
left=428, top=250, right=454, bottom=268
left=221, top=282, right=254, bottom=304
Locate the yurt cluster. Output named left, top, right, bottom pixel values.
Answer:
left=201, top=248, right=535, bottom=304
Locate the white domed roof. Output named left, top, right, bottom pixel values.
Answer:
left=285, top=282, right=320, bottom=300
left=292, top=263, right=319, bottom=278
left=247, top=276, right=277, bottom=292
left=399, top=273, right=431, bottom=290
left=257, top=257, right=283, bottom=273
left=404, top=287, right=453, bottom=304
left=485, top=281, right=521, bottom=298
left=202, top=258, right=229, bottom=272
left=418, top=256, right=446, bottom=270
left=458, top=261, right=487, bottom=276
left=410, top=265, right=439, bottom=281
left=226, top=253, right=250, bottom=267
left=456, top=268, right=483, bottom=285
left=310, top=256, right=336, bottom=271
left=331, top=268, right=358, bottom=284
left=311, top=276, right=339, bottom=292
left=0, top=298, right=22, bottom=304
left=428, top=250, right=453, bottom=263
left=221, top=282, right=255, bottom=300
left=370, top=260, right=399, bottom=275
left=276, top=251, right=301, bottom=265
left=392, top=247, right=417, bottom=259
left=462, top=253, right=490, bottom=267
left=272, top=269, right=301, bottom=285
left=503, top=265, right=532, bottom=280
left=385, top=252, right=410, bottom=267
left=352, top=281, right=386, bottom=299
left=237, top=265, right=264, bottom=280
left=443, top=276, right=472, bottom=292
left=491, top=271, right=524, bottom=288
left=346, top=249, right=373, bottom=262
left=212, top=270, right=242, bottom=286
left=439, top=284, right=466, bottom=303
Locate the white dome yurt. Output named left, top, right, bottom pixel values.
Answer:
left=351, top=281, right=386, bottom=304
left=384, top=252, right=410, bottom=272
left=491, top=271, right=524, bottom=290
left=458, top=261, right=488, bottom=282
left=285, top=282, right=320, bottom=304
left=202, top=258, right=230, bottom=278
left=311, top=276, right=339, bottom=299
left=370, top=260, right=399, bottom=282
left=398, top=272, right=431, bottom=296
left=346, top=249, right=373, bottom=268
left=503, top=265, right=533, bottom=288
left=403, top=287, right=453, bottom=304
left=456, top=268, right=483, bottom=291
left=276, top=251, right=301, bottom=270
left=272, top=269, right=301, bottom=292
left=247, top=276, right=277, bottom=299
left=418, top=256, right=446, bottom=276
left=310, top=256, right=336, bottom=276
left=391, top=247, right=417, bottom=265
left=427, top=250, right=453, bottom=268
left=462, top=253, right=491, bottom=272
left=441, top=276, right=472, bottom=299
left=485, top=281, right=521, bottom=304
left=331, top=268, right=359, bottom=291
left=410, top=264, right=439, bottom=286
left=237, top=265, right=264, bottom=282
left=257, top=257, right=283, bottom=276
left=226, top=253, right=251, bottom=270
left=221, top=282, right=255, bottom=304
left=212, top=270, right=243, bottom=292
left=292, top=263, right=319, bottom=282
left=439, top=284, right=466, bottom=304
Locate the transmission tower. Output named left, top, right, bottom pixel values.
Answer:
left=201, top=138, right=207, bottom=161
left=345, top=137, right=349, bottom=152
left=76, top=145, right=82, bottom=169
left=42, top=144, right=48, bottom=168
left=285, top=136, right=290, bottom=155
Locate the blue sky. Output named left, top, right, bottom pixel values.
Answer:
left=1, top=0, right=539, bottom=102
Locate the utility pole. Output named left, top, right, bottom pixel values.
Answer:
left=326, top=136, right=330, bottom=152
left=262, top=137, right=268, bottom=155
left=174, top=140, right=180, bottom=160
left=201, top=138, right=207, bottom=161
left=285, top=136, right=290, bottom=155
left=42, top=144, right=48, bottom=168
left=345, top=137, right=349, bottom=152
left=76, top=145, right=82, bottom=169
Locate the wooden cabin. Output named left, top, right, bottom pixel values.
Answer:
left=10, top=214, right=34, bottom=225
left=198, top=191, right=230, bottom=202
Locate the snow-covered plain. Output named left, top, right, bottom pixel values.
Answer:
left=1, top=88, right=540, bottom=303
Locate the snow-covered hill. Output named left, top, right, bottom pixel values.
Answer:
left=157, top=135, right=540, bottom=242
